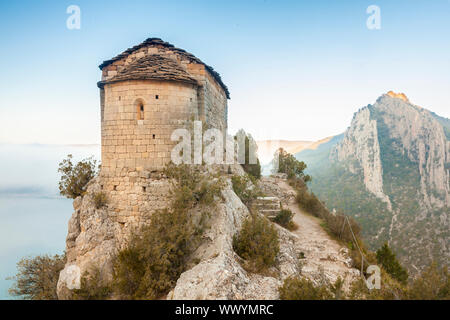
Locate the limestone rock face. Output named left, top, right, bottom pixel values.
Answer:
left=372, top=95, right=449, bottom=210
left=333, top=93, right=449, bottom=212
left=332, top=107, right=392, bottom=210
left=328, top=92, right=450, bottom=270
left=57, top=168, right=359, bottom=300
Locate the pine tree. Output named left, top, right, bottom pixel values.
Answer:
left=376, top=243, right=408, bottom=284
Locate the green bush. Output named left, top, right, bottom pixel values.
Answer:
left=279, top=276, right=333, bottom=300
left=407, top=262, right=450, bottom=300
left=376, top=243, right=408, bottom=284
left=348, top=261, right=450, bottom=300
left=274, top=148, right=311, bottom=181
left=296, top=190, right=324, bottom=218
left=164, top=163, right=224, bottom=209
left=231, top=174, right=260, bottom=205
left=274, top=209, right=297, bottom=231
left=233, top=214, right=279, bottom=273
left=8, top=254, right=66, bottom=300
left=58, top=154, right=98, bottom=199
left=348, top=270, right=407, bottom=300
left=72, top=269, right=112, bottom=300
left=112, top=248, right=144, bottom=298
left=113, top=207, right=202, bottom=299
left=93, top=191, right=108, bottom=209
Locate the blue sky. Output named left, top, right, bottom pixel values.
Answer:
left=0, top=0, right=449, bottom=143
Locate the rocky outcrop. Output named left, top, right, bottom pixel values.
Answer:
left=373, top=94, right=449, bottom=210
left=319, top=92, right=450, bottom=271
left=333, top=92, right=449, bottom=212
left=332, top=107, right=392, bottom=210
left=57, top=167, right=359, bottom=299
left=168, top=182, right=301, bottom=299
left=169, top=176, right=359, bottom=299
left=57, top=177, right=128, bottom=299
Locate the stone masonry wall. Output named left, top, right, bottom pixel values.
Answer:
left=101, top=80, right=198, bottom=173
left=98, top=171, right=172, bottom=230
left=203, top=72, right=228, bottom=132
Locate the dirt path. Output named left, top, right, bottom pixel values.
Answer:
left=262, top=177, right=359, bottom=287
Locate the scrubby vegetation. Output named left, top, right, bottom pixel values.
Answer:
left=281, top=260, right=450, bottom=300
left=279, top=276, right=334, bottom=300
left=113, top=206, right=202, bottom=299
left=348, top=260, right=450, bottom=300
left=8, top=254, right=66, bottom=300
left=72, top=269, right=112, bottom=300
left=231, top=174, right=260, bottom=206
left=407, top=262, right=449, bottom=300
left=279, top=275, right=347, bottom=300
left=273, top=209, right=298, bottom=231
left=274, top=148, right=311, bottom=181
left=233, top=214, right=279, bottom=273
left=112, top=163, right=225, bottom=299
left=376, top=243, right=408, bottom=284
left=92, top=191, right=108, bottom=209
left=58, top=154, right=98, bottom=199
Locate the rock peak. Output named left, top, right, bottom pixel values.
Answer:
left=386, top=91, right=409, bottom=102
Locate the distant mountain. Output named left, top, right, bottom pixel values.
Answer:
left=257, top=138, right=333, bottom=165
left=296, top=92, right=450, bottom=272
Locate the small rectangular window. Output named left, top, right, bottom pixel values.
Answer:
left=137, top=103, right=144, bottom=120
left=152, top=134, right=156, bottom=139
left=142, top=186, right=146, bottom=192
left=155, top=95, right=159, bottom=99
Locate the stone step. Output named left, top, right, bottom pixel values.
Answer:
left=259, top=209, right=280, bottom=219
left=256, top=196, right=280, bottom=202
left=255, top=203, right=280, bottom=209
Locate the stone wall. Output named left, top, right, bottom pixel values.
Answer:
left=101, top=80, right=198, bottom=173
left=98, top=171, right=172, bottom=227
left=203, top=72, right=228, bottom=131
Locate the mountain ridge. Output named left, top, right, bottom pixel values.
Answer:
left=295, top=92, right=450, bottom=272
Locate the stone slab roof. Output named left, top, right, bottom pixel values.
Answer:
left=99, top=38, right=230, bottom=98
left=98, top=54, right=198, bottom=87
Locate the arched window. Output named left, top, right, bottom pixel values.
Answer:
left=136, top=99, right=145, bottom=120
left=138, top=104, right=144, bottom=120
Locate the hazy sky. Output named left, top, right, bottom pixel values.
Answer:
left=0, top=0, right=449, bottom=144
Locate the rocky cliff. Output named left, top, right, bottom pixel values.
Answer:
left=297, top=92, right=450, bottom=272
left=57, top=166, right=359, bottom=299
